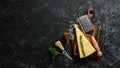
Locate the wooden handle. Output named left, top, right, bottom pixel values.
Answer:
left=55, top=41, right=65, bottom=51
left=91, top=36, right=103, bottom=57
left=64, top=32, right=70, bottom=44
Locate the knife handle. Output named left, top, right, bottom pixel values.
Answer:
left=55, top=41, right=65, bottom=51
left=91, top=36, right=103, bottom=57
left=64, top=32, right=70, bottom=44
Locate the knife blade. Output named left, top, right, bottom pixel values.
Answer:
left=62, top=50, right=73, bottom=60
left=63, top=32, right=73, bottom=60
left=55, top=41, right=73, bottom=60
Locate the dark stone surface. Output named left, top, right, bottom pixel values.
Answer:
left=0, top=0, right=120, bottom=68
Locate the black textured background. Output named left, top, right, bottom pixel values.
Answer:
left=0, top=0, right=120, bottom=68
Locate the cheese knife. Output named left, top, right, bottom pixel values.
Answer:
left=55, top=41, right=73, bottom=60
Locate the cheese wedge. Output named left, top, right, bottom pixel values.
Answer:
left=74, top=24, right=96, bottom=58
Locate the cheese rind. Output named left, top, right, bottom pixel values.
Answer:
left=74, top=24, right=96, bottom=58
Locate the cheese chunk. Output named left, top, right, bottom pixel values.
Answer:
left=74, top=24, right=96, bottom=58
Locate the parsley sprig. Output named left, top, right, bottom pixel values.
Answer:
left=48, top=47, right=62, bottom=60
left=80, top=35, right=85, bottom=57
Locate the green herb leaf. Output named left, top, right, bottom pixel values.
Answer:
left=96, top=26, right=101, bottom=42
left=48, top=47, right=62, bottom=60
left=80, top=35, right=85, bottom=57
